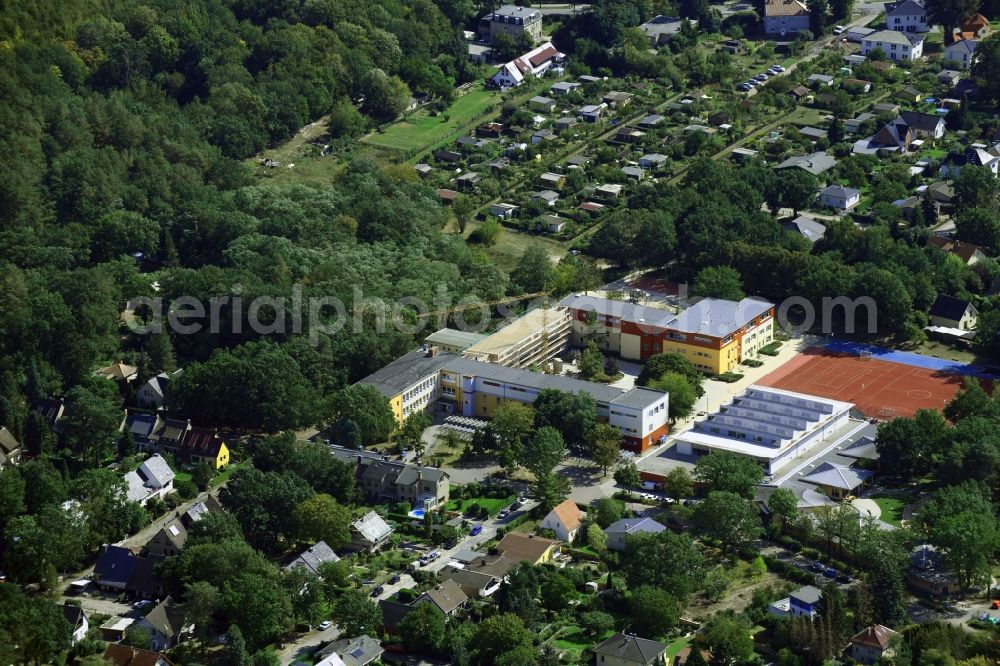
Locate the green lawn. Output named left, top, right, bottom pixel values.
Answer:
left=173, top=471, right=192, bottom=483
left=872, top=495, right=909, bottom=526
left=362, top=87, right=503, bottom=153
left=209, top=458, right=251, bottom=488
left=552, top=626, right=613, bottom=651
left=443, top=495, right=514, bottom=516
left=665, top=636, right=692, bottom=659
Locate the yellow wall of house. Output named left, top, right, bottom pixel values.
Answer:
left=657, top=339, right=742, bottom=374
left=620, top=332, right=641, bottom=360
left=390, top=394, right=404, bottom=423
left=215, top=442, right=230, bottom=469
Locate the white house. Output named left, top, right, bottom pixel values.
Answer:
left=763, top=0, right=811, bottom=35
left=940, top=146, right=1000, bottom=179
left=899, top=111, right=945, bottom=139
left=62, top=605, right=89, bottom=645
left=603, top=517, right=667, bottom=551
left=885, top=0, right=929, bottom=33
left=136, top=370, right=181, bottom=410
left=124, top=454, right=175, bottom=506
left=539, top=499, right=585, bottom=542
left=929, top=294, right=978, bottom=330
left=489, top=42, right=564, bottom=88
left=820, top=184, right=861, bottom=210
left=862, top=30, right=924, bottom=61
left=945, top=39, right=979, bottom=69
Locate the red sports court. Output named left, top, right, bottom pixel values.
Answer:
left=757, top=347, right=975, bottom=419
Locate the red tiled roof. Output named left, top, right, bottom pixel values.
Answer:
left=851, top=624, right=898, bottom=649
left=528, top=44, right=559, bottom=67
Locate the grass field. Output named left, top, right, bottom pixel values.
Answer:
left=362, top=87, right=503, bottom=154
left=551, top=627, right=613, bottom=651
left=466, top=222, right=569, bottom=273
left=872, top=495, right=909, bottom=526
left=665, top=636, right=693, bottom=659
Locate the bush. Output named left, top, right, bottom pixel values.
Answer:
left=397, top=588, right=418, bottom=603
left=174, top=478, right=198, bottom=500
left=478, top=506, right=489, bottom=520
left=801, top=547, right=820, bottom=560
left=466, top=502, right=481, bottom=516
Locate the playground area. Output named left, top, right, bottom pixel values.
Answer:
left=758, top=346, right=974, bottom=419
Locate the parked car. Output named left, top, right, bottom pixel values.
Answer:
left=824, top=567, right=838, bottom=578
left=511, top=501, right=522, bottom=511
left=833, top=25, right=846, bottom=34
left=133, top=600, right=153, bottom=609
left=772, top=64, right=786, bottom=72
left=837, top=573, right=853, bottom=584
left=317, top=620, right=333, bottom=631
left=389, top=574, right=401, bottom=584
left=754, top=74, right=768, bottom=82
left=470, top=524, right=483, bottom=537
left=370, top=585, right=384, bottom=597
left=497, top=510, right=509, bottom=519
left=737, top=83, right=751, bottom=92
left=766, top=68, right=778, bottom=76
left=809, top=562, right=826, bottom=573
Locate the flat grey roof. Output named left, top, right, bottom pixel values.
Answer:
left=559, top=294, right=676, bottom=328
left=669, top=297, right=773, bottom=336
left=425, top=328, right=487, bottom=349
left=357, top=348, right=460, bottom=398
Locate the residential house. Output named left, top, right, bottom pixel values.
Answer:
left=615, top=126, right=646, bottom=143
left=125, top=454, right=175, bottom=506
left=532, top=128, right=557, bottom=144
left=181, top=493, right=223, bottom=526
left=477, top=122, right=503, bottom=138
left=770, top=585, right=823, bottom=618
left=32, top=397, right=65, bottom=430
left=556, top=116, right=578, bottom=130
left=550, top=81, right=582, bottom=95
left=722, top=39, right=743, bottom=54
left=845, top=112, right=875, bottom=134
left=479, top=5, right=543, bottom=43
left=151, top=417, right=189, bottom=454
left=433, top=150, right=462, bottom=163
left=945, top=39, right=980, bottom=69
left=348, top=455, right=450, bottom=507
left=929, top=294, right=978, bottom=330
left=638, top=15, right=690, bottom=46
left=764, top=0, right=811, bottom=35
left=94, top=545, right=168, bottom=599
left=136, top=370, right=180, bottom=409
left=121, top=412, right=162, bottom=452
left=351, top=511, right=394, bottom=552
left=622, top=166, right=645, bottom=181
left=926, top=236, right=988, bottom=265
left=896, top=84, right=923, bottom=102
left=529, top=96, right=557, bottom=113
left=490, top=203, right=519, bottom=219
left=145, top=519, right=187, bottom=557
left=395, top=464, right=450, bottom=507
left=95, top=361, right=138, bottom=382
left=783, top=215, right=827, bottom=243
left=286, top=541, right=340, bottom=575
left=180, top=426, right=229, bottom=469
left=488, top=157, right=510, bottom=173
left=638, top=153, right=668, bottom=169
left=62, top=604, right=89, bottom=645
left=579, top=201, right=606, bottom=215
left=807, top=73, right=834, bottom=87
left=843, top=78, right=872, bottom=93
left=456, top=172, right=481, bottom=192
left=847, top=625, right=901, bottom=664
left=940, top=146, right=1000, bottom=178
left=937, top=69, right=962, bottom=85
left=869, top=119, right=916, bottom=152
left=314, top=635, right=384, bottom=666
left=436, top=188, right=459, bottom=205
left=819, top=184, right=861, bottom=210
left=788, top=85, right=813, bottom=102
left=927, top=180, right=955, bottom=205
left=102, top=644, right=174, bottom=666
left=414, top=163, right=432, bottom=177
left=637, top=114, right=665, bottom=128
left=776, top=151, right=838, bottom=175
left=540, top=214, right=566, bottom=233
left=603, top=517, right=667, bottom=551
left=415, top=579, right=469, bottom=617
left=532, top=189, right=560, bottom=206
left=0, top=427, right=22, bottom=470
left=593, top=633, right=669, bottom=666
left=489, top=42, right=564, bottom=88
left=495, top=532, right=560, bottom=564
left=602, top=91, right=634, bottom=107
left=953, top=12, right=992, bottom=40
left=801, top=462, right=873, bottom=500
left=594, top=183, right=623, bottom=200
left=899, top=111, right=945, bottom=139
left=538, top=172, right=566, bottom=189
left=134, top=597, right=190, bottom=651
left=909, top=544, right=960, bottom=596
left=885, top=0, right=929, bottom=32
left=862, top=30, right=924, bottom=60
left=540, top=499, right=585, bottom=542
left=580, top=103, right=607, bottom=123
left=441, top=558, right=508, bottom=597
